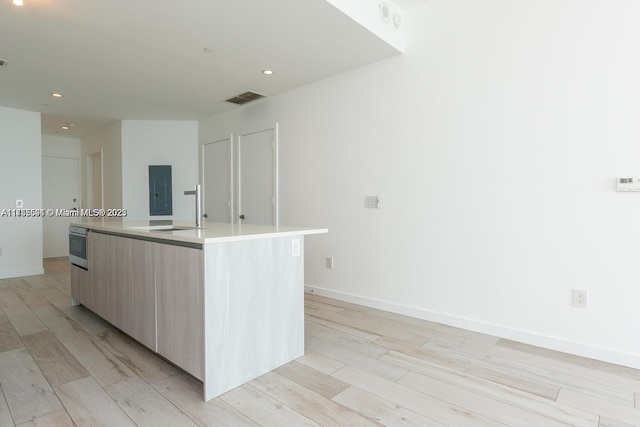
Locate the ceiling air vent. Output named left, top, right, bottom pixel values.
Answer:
left=225, top=91, right=267, bottom=105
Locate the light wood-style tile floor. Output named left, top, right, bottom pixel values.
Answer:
left=1, top=258, right=639, bottom=426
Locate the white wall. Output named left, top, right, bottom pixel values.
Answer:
left=42, top=134, right=81, bottom=158
left=200, top=0, right=640, bottom=368
left=121, top=120, right=198, bottom=220
left=0, top=106, right=44, bottom=278
left=82, top=122, right=122, bottom=210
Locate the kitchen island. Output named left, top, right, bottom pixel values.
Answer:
left=69, top=219, right=327, bottom=400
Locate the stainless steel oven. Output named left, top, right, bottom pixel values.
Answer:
left=69, top=226, right=88, bottom=269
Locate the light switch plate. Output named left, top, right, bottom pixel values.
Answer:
left=365, top=196, right=380, bottom=209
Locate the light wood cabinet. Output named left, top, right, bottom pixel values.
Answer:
left=119, top=237, right=156, bottom=350
left=70, top=264, right=88, bottom=304
left=78, top=231, right=202, bottom=367
left=86, top=231, right=113, bottom=316
left=85, top=232, right=156, bottom=350
left=155, top=243, right=204, bottom=380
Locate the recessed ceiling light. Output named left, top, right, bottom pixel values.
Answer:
left=61, top=125, right=70, bottom=130
left=262, top=70, right=274, bottom=76
left=51, top=92, right=63, bottom=98
left=13, top=0, right=24, bottom=6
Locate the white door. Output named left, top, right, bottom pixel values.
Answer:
left=202, top=137, right=232, bottom=222
left=237, top=125, right=277, bottom=225
left=42, top=156, right=79, bottom=258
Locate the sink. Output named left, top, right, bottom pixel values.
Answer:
left=150, top=227, right=196, bottom=232
left=129, top=225, right=201, bottom=232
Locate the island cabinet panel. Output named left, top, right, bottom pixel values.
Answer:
left=203, top=236, right=304, bottom=400
left=86, top=231, right=115, bottom=317
left=119, top=237, right=156, bottom=350
left=86, top=232, right=156, bottom=350
left=155, top=244, right=204, bottom=380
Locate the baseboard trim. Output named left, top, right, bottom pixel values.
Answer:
left=304, top=285, right=640, bottom=370
left=0, top=268, right=45, bottom=279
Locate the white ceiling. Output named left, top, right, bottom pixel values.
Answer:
left=0, top=0, right=421, bottom=138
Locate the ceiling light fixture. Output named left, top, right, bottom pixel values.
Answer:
left=262, top=70, right=274, bottom=76
left=61, top=125, right=69, bottom=130
left=51, top=92, right=63, bottom=98
left=13, top=0, right=24, bottom=6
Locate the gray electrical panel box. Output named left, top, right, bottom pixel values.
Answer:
left=149, top=165, right=172, bottom=216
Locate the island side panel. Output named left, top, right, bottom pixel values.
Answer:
left=203, top=235, right=304, bottom=401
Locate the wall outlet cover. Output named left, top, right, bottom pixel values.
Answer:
left=291, top=239, right=301, bottom=257
left=572, top=289, right=588, bottom=308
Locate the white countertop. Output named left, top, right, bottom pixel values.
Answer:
left=71, top=219, right=328, bottom=245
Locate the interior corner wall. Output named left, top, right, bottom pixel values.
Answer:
left=199, top=0, right=640, bottom=368
left=81, top=122, right=123, bottom=211
left=121, top=120, right=198, bottom=221
left=0, top=106, right=44, bottom=278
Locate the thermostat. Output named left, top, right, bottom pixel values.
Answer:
left=616, top=178, right=640, bottom=192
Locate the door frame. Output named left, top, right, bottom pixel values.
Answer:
left=201, top=134, right=234, bottom=222
left=236, top=123, right=279, bottom=226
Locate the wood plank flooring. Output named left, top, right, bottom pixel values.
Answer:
left=0, top=258, right=638, bottom=426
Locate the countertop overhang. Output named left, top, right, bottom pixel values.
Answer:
left=71, top=219, right=328, bottom=245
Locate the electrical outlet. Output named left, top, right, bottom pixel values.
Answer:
left=325, top=257, right=334, bottom=269
left=291, top=239, right=301, bottom=257
left=572, top=289, right=588, bottom=308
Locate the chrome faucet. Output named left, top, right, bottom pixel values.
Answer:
left=184, top=184, right=202, bottom=227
